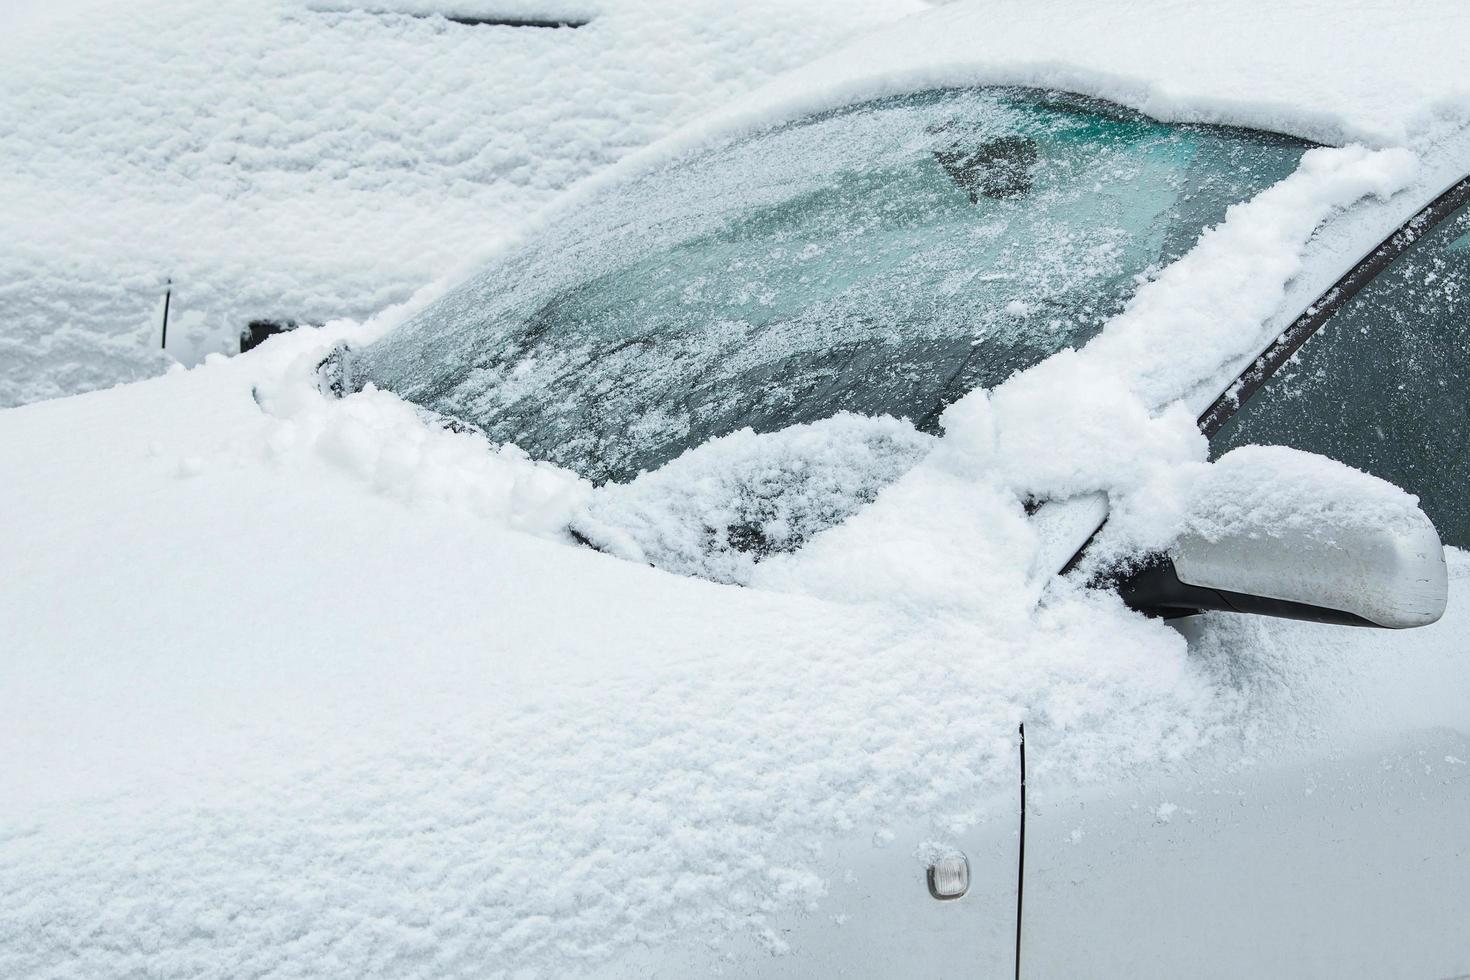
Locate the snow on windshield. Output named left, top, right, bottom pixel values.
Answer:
left=519, top=138, right=1408, bottom=588
left=749, top=146, right=1418, bottom=606
left=358, top=87, right=1306, bottom=483
left=573, top=414, right=934, bottom=584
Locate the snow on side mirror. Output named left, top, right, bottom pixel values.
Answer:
left=1113, top=446, right=1449, bottom=629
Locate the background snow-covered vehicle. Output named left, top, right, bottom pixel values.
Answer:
left=3, top=1, right=1469, bottom=978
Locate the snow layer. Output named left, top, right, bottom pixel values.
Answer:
left=8, top=208, right=1464, bottom=968
left=6, top=0, right=1470, bottom=973
left=0, top=327, right=1264, bottom=974
left=702, top=0, right=1470, bottom=152
left=1102, top=445, right=1435, bottom=564
left=4, top=222, right=1469, bottom=978
left=0, top=0, right=922, bottom=407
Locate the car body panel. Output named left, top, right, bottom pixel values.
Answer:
left=582, top=122, right=1470, bottom=976
left=599, top=728, right=1470, bottom=978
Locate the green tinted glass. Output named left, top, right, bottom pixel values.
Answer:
left=1213, top=201, right=1470, bottom=548
left=361, top=87, right=1307, bottom=483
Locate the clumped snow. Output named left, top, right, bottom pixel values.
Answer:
left=753, top=144, right=1416, bottom=614
left=0, top=0, right=922, bottom=407
left=1099, top=444, right=1435, bottom=566
left=573, top=415, right=933, bottom=584
left=1082, top=145, right=1419, bottom=410
left=254, top=339, right=593, bottom=537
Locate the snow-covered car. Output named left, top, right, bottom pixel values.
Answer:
left=2, top=1, right=1468, bottom=978
left=346, top=83, right=1458, bottom=631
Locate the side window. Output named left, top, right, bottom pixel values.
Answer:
left=1210, top=195, right=1470, bottom=548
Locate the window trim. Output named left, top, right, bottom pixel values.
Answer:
left=1197, top=172, right=1470, bottom=437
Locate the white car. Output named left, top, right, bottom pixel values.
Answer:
left=2, top=1, right=1467, bottom=977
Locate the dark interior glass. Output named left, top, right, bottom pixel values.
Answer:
left=1212, top=203, right=1470, bottom=548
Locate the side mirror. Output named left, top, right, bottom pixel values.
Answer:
left=1115, top=447, right=1449, bottom=629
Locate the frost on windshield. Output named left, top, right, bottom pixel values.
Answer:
left=572, top=414, right=933, bottom=584
left=359, top=87, right=1308, bottom=484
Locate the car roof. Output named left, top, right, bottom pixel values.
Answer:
left=722, top=0, right=1470, bottom=151
left=481, top=0, right=1470, bottom=304
left=517, top=0, right=1466, bottom=224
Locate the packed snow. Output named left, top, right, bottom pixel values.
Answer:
left=6, top=319, right=1464, bottom=974
left=4, top=0, right=1470, bottom=974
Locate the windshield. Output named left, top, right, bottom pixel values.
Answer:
left=358, top=87, right=1307, bottom=483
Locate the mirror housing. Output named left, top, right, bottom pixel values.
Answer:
left=1114, top=447, right=1449, bottom=629
left=1118, top=519, right=1447, bottom=628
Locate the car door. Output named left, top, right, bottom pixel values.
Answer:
left=1006, top=172, right=1470, bottom=980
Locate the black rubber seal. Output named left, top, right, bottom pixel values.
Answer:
left=1112, top=555, right=1377, bottom=628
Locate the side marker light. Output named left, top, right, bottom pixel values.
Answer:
left=927, top=852, right=970, bottom=900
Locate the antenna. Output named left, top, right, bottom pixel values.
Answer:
left=160, top=278, right=173, bottom=350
